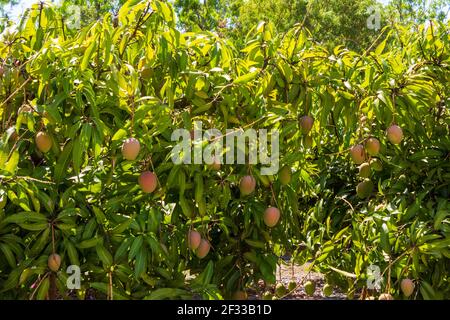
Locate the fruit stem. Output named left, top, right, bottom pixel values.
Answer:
left=380, top=249, right=411, bottom=278
left=0, top=77, right=31, bottom=109
left=387, top=262, right=391, bottom=292
left=49, top=272, right=57, bottom=300
left=5, top=129, right=29, bottom=162
left=108, top=271, right=113, bottom=301
left=148, top=157, right=162, bottom=189
left=29, top=273, right=49, bottom=300
left=269, top=184, right=279, bottom=208
left=391, top=91, right=396, bottom=124
left=147, top=156, right=153, bottom=171
left=130, top=95, right=135, bottom=136
left=51, top=223, right=56, bottom=254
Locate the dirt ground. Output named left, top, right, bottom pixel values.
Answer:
left=248, top=262, right=347, bottom=300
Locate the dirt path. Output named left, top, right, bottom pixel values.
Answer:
left=248, top=262, right=347, bottom=300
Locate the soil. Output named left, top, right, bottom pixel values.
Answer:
left=247, top=262, right=347, bottom=300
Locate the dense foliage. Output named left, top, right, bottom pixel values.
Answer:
left=0, top=0, right=448, bottom=300
left=2, top=1, right=449, bottom=50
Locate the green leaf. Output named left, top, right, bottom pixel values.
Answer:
left=374, top=38, right=387, bottom=55
left=96, top=242, right=113, bottom=267
left=129, top=236, right=144, bottom=260
left=54, top=140, right=74, bottom=183
left=114, top=237, right=131, bottom=262
left=258, top=259, right=276, bottom=284
left=144, top=288, right=187, bottom=300
left=134, top=247, right=147, bottom=278
left=244, top=239, right=266, bottom=249
left=73, top=136, right=83, bottom=175
left=0, top=243, right=16, bottom=268
left=380, top=223, right=391, bottom=253
left=3, top=212, right=48, bottom=225
left=0, top=268, right=20, bottom=292
left=4, top=150, right=19, bottom=174
left=329, top=266, right=357, bottom=278
left=81, top=38, right=97, bottom=71
left=66, top=240, right=80, bottom=266
left=233, top=69, right=259, bottom=84
left=36, top=277, right=50, bottom=300
left=111, top=216, right=133, bottom=234
left=30, top=226, right=50, bottom=255
left=112, top=129, right=128, bottom=141
left=193, top=260, right=214, bottom=287
left=156, top=1, right=173, bottom=22
left=77, top=238, right=99, bottom=249
left=420, top=281, right=437, bottom=300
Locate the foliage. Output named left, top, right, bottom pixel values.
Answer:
left=173, top=0, right=449, bottom=51
left=231, top=0, right=384, bottom=50
left=0, top=0, right=449, bottom=300
left=172, top=0, right=383, bottom=50
left=3, top=1, right=448, bottom=50
left=388, top=0, right=450, bottom=24
left=56, top=0, right=126, bottom=27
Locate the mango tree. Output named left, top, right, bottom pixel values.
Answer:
left=0, top=1, right=448, bottom=300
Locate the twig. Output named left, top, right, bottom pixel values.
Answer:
left=29, top=273, right=49, bottom=300
left=0, top=78, right=31, bottom=109
left=51, top=223, right=56, bottom=254
left=108, top=271, right=113, bottom=300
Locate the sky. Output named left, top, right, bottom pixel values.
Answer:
left=2, top=0, right=64, bottom=21
left=2, top=0, right=41, bottom=21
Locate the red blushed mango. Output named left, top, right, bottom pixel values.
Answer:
left=35, top=131, right=52, bottom=153
left=122, top=138, right=140, bottom=160
left=299, top=115, right=314, bottom=134
left=264, top=207, right=280, bottom=227
left=400, top=279, right=415, bottom=297
left=387, top=125, right=403, bottom=144
left=188, top=230, right=201, bottom=250
left=350, top=144, right=365, bottom=164
left=196, top=239, right=210, bottom=259
left=239, top=175, right=256, bottom=196
left=138, top=171, right=158, bottom=193
left=365, top=137, right=380, bottom=156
